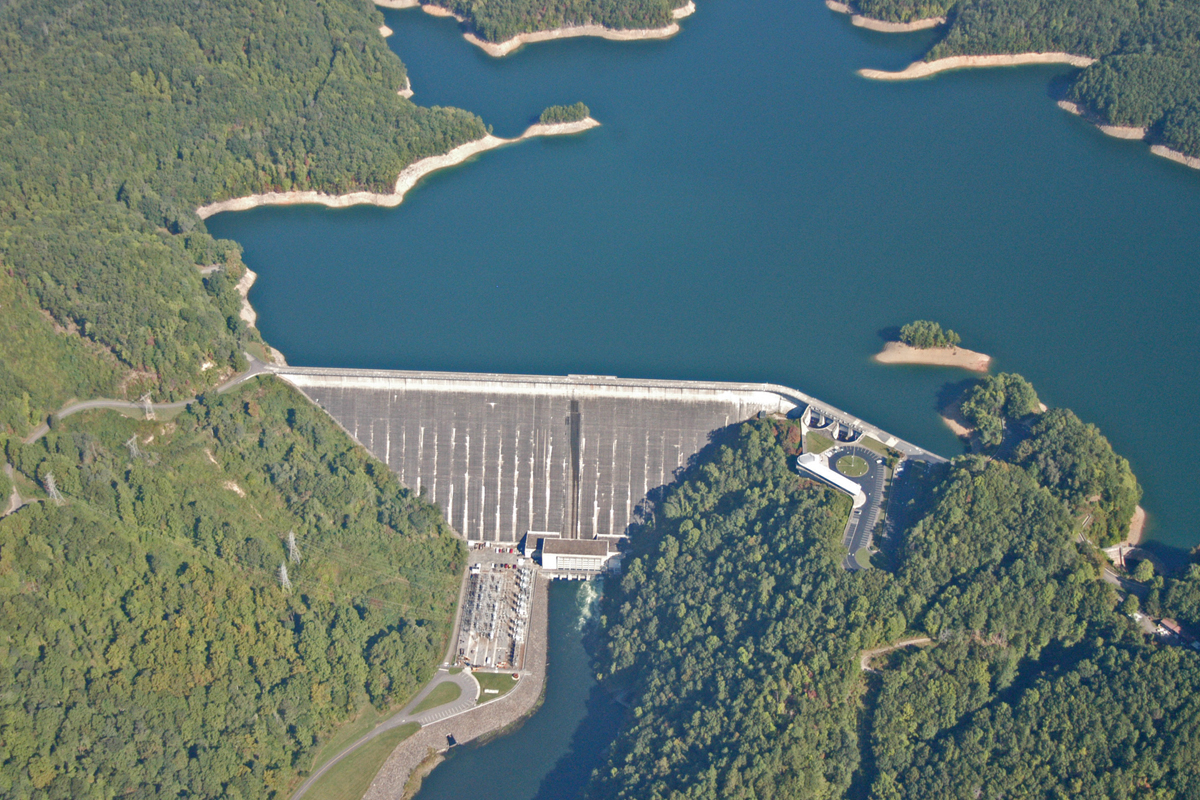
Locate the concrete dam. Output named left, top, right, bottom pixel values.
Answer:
left=269, top=366, right=938, bottom=544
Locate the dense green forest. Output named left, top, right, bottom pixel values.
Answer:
left=435, top=0, right=690, bottom=43
left=845, top=0, right=1200, bottom=159
left=540, top=102, right=592, bottom=123
left=588, top=384, right=1192, bottom=798
left=958, top=371, right=1040, bottom=447
left=0, top=0, right=486, bottom=433
left=898, top=319, right=961, bottom=349
left=0, top=378, right=464, bottom=798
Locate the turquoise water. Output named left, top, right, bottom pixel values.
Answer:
left=413, top=581, right=621, bottom=800
left=206, top=0, right=1200, bottom=560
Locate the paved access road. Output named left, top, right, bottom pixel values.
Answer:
left=289, top=668, right=480, bottom=800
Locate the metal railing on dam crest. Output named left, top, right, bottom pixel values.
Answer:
left=267, top=365, right=941, bottom=543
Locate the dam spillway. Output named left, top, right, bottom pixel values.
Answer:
left=269, top=366, right=937, bottom=543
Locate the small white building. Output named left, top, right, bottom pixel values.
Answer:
left=795, top=453, right=863, bottom=497
left=541, top=538, right=615, bottom=572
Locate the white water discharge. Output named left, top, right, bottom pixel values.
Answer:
left=575, top=579, right=601, bottom=629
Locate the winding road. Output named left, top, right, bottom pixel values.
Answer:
left=290, top=669, right=480, bottom=800
left=22, top=355, right=270, bottom=445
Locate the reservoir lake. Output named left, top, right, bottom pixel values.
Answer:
left=207, top=2, right=1200, bottom=792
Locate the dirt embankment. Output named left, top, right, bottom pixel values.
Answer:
left=874, top=341, right=991, bottom=372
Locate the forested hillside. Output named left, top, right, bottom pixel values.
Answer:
left=846, top=0, right=1200, bottom=159
left=0, top=378, right=464, bottom=798
left=434, top=0, right=690, bottom=43
left=0, top=0, right=485, bottom=432
left=588, top=387, right=1197, bottom=799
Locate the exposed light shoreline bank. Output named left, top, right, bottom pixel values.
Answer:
left=374, top=1, right=694, bottom=58
left=195, top=118, right=600, bottom=219
left=874, top=341, right=991, bottom=372
left=859, top=52, right=1094, bottom=80
left=825, top=0, right=944, bottom=32
left=1150, top=144, right=1200, bottom=171
left=1057, top=100, right=1200, bottom=171
left=1057, top=100, right=1146, bottom=140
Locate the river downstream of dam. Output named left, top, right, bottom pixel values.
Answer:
left=204, top=2, right=1200, bottom=791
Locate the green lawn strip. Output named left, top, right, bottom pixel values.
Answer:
left=836, top=456, right=869, bottom=478
left=412, top=680, right=462, bottom=714
left=474, top=671, right=519, bottom=703
left=859, top=436, right=888, bottom=456
left=804, top=431, right=836, bottom=454
left=309, top=704, right=391, bottom=772
left=304, top=722, right=419, bottom=800
left=448, top=666, right=463, bottom=675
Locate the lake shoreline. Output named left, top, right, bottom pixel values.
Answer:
left=874, top=341, right=992, bottom=372
left=824, top=0, right=944, bottom=32
left=859, top=52, right=1094, bottom=80
left=378, top=1, right=694, bottom=58
left=195, top=118, right=600, bottom=219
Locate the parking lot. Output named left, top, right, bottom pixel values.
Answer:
left=825, top=444, right=888, bottom=570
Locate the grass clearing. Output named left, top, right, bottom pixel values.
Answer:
left=413, top=680, right=462, bottom=714
left=855, top=548, right=874, bottom=570
left=836, top=455, right=869, bottom=478
left=805, top=431, right=836, bottom=454
left=304, top=722, right=418, bottom=800
left=859, top=436, right=889, bottom=456
left=474, top=671, right=520, bottom=703
left=309, top=704, right=391, bottom=771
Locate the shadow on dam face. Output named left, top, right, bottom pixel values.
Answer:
left=271, top=368, right=803, bottom=543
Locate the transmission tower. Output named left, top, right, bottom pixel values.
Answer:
left=140, top=394, right=155, bottom=421
left=125, top=436, right=141, bottom=460
left=44, top=473, right=64, bottom=505
left=278, top=562, right=292, bottom=592
left=287, top=530, right=301, bottom=564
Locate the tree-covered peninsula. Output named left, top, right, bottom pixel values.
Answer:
left=432, top=0, right=691, bottom=43
left=847, top=0, right=1200, bottom=160
left=587, top=378, right=1193, bottom=799
left=0, top=0, right=486, bottom=434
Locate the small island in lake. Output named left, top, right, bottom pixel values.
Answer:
left=874, top=319, right=992, bottom=372
left=539, top=101, right=590, bottom=124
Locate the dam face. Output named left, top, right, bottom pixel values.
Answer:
left=271, top=368, right=802, bottom=543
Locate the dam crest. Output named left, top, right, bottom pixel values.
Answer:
left=268, top=365, right=938, bottom=544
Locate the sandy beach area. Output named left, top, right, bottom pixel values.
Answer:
left=195, top=118, right=599, bottom=219
left=825, top=0, right=944, bottom=32
left=373, top=0, right=419, bottom=8
left=860, top=52, right=1094, bottom=80
left=1151, top=144, right=1200, bottom=170
left=874, top=341, right=991, bottom=372
left=398, top=75, right=413, bottom=98
left=235, top=269, right=258, bottom=328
